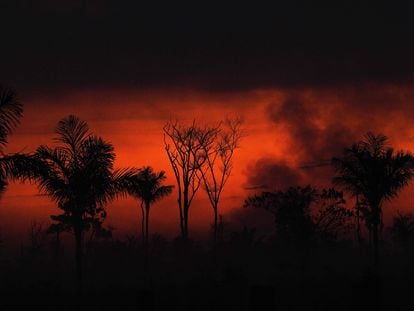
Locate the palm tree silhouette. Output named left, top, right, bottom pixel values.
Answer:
left=332, top=132, right=414, bottom=274
left=0, top=86, right=22, bottom=147
left=30, top=115, right=134, bottom=299
left=127, top=166, right=173, bottom=247
left=0, top=85, right=24, bottom=193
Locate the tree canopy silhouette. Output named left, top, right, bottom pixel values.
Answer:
left=127, top=166, right=173, bottom=247
left=332, top=132, right=414, bottom=271
left=390, top=212, right=414, bottom=249
left=0, top=86, right=22, bottom=148
left=199, top=117, right=243, bottom=244
left=30, top=115, right=135, bottom=298
left=244, top=186, right=353, bottom=245
left=164, top=120, right=218, bottom=239
left=0, top=85, right=28, bottom=194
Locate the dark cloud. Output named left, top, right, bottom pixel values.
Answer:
left=243, top=82, right=414, bottom=192
left=267, top=95, right=356, bottom=162
left=2, top=2, right=414, bottom=94
left=245, top=158, right=303, bottom=191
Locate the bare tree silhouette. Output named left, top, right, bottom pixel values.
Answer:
left=127, top=166, right=173, bottom=247
left=199, top=117, right=243, bottom=244
left=29, top=115, right=135, bottom=299
left=163, top=120, right=218, bottom=239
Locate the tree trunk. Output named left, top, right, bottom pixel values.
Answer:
left=140, top=201, right=145, bottom=245
left=179, top=202, right=184, bottom=238
left=74, top=226, right=83, bottom=300
left=54, top=230, right=62, bottom=293
left=213, top=205, right=218, bottom=245
left=183, top=206, right=189, bottom=239
left=182, top=188, right=189, bottom=239
left=368, top=226, right=372, bottom=247
left=372, top=204, right=381, bottom=310
left=373, top=222, right=379, bottom=272
left=372, top=204, right=381, bottom=272
left=355, top=196, right=362, bottom=246
left=145, top=201, right=150, bottom=248
left=55, top=231, right=61, bottom=262
left=177, top=190, right=184, bottom=238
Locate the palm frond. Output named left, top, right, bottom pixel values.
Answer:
left=332, top=132, right=414, bottom=215
left=126, top=166, right=173, bottom=204
left=55, top=115, right=90, bottom=155
left=0, top=86, right=23, bottom=147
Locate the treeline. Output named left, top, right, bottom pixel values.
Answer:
left=2, top=85, right=414, bottom=310
left=0, top=86, right=246, bottom=299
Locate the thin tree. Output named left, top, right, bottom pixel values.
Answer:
left=332, top=132, right=414, bottom=278
left=354, top=194, right=363, bottom=245
left=199, top=117, right=243, bottom=244
left=31, top=115, right=134, bottom=299
left=127, top=166, right=173, bottom=247
left=163, top=120, right=218, bottom=239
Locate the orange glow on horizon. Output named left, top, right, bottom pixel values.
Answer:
left=2, top=86, right=414, bottom=242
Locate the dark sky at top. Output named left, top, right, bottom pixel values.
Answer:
left=2, top=1, right=414, bottom=93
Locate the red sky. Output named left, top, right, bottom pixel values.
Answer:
left=2, top=84, right=414, bottom=243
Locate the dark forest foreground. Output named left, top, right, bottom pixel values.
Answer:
left=0, top=234, right=413, bottom=311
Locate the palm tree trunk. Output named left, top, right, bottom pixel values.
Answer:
left=145, top=201, right=150, bottom=248
left=55, top=231, right=61, bottom=262
left=372, top=204, right=381, bottom=271
left=368, top=225, right=372, bottom=247
left=372, top=205, right=381, bottom=310
left=355, top=196, right=362, bottom=245
left=373, top=223, right=379, bottom=271
left=140, top=201, right=145, bottom=245
left=74, top=226, right=83, bottom=300
left=54, top=230, right=62, bottom=293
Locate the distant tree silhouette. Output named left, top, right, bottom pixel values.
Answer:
left=390, top=212, right=414, bottom=249
left=245, top=186, right=316, bottom=245
left=163, top=120, right=218, bottom=239
left=127, top=166, right=173, bottom=247
left=199, top=117, right=243, bottom=244
left=332, top=132, right=414, bottom=271
left=244, top=186, right=353, bottom=244
left=313, top=188, right=354, bottom=242
left=30, top=115, right=134, bottom=299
